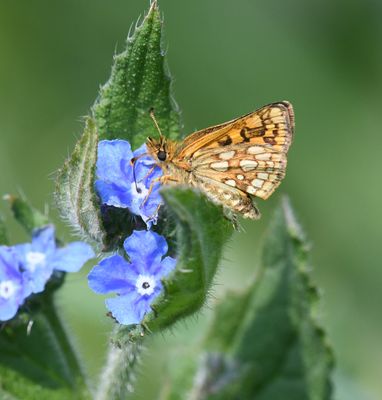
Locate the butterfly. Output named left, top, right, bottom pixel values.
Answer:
left=145, top=101, right=294, bottom=219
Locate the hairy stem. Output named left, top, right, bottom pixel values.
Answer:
left=95, top=328, right=143, bottom=400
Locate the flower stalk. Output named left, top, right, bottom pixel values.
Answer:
left=95, top=327, right=143, bottom=400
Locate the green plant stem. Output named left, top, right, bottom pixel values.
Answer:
left=95, top=327, right=143, bottom=400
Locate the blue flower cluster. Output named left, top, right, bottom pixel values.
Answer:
left=0, top=225, right=94, bottom=321
left=89, top=140, right=176, bottom=325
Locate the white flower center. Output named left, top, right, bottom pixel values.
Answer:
left=26, top=251, right=46, bottom=272
left=0, top=280, right=17, bottom=299
left=135, top=274, right=156, bottom=296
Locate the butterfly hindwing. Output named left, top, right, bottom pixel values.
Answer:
left=192, top=144, right=287, bottom=199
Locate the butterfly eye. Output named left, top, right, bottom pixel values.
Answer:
left=157, top=150, right=167, bottom=161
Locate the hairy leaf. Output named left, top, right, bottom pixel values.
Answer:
left=93, top=0, right=181, bottom=148
left=163, top=199, right=333, bottom=400
left=55, top=117, right=104, bottom=245
left=196, top=199, right=333, bottom=400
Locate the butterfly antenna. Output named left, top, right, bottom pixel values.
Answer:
left=149, top=109, right=164, bottom=140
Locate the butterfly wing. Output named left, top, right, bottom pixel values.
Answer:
left=181, top=102, right=294, bottom=200
left=192, top=145, right=287, bottom=199
left=176, top=101, right=294, bottom=159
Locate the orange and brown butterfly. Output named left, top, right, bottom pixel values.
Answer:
left=145, top=101, right=295, bottom=219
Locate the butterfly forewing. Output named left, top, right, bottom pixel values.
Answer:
left=175, top=101, right=294, bottom=159
left=179, top=102, right=294, bottom=200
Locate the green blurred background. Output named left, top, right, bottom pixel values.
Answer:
left=0, top=0, right=381, bottom=398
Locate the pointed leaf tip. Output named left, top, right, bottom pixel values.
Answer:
left=92, top=0, right=181, bottom=148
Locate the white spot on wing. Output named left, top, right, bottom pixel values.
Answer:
left=239, top=160, right=258, bottom=171
left=219, top=150, right=235, bottom=160
left=256, top=153, right=271, bottom=161
left=225, top=179, right=236, bottom=187
left=210, top=161, right=229, bottom=171
left=252, top=179, right=264, bottom=188
left=258, top=173, right=268, bottom=180
left=247, top=146, right=264, bottom=154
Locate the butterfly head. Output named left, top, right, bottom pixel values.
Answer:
left=146, top=136, right=174, bottom=163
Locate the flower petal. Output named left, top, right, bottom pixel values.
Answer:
left=14, top=243, right=52, bottom=294
left=106, top=292, right=154, bottom=325
left=0, top=297, right=20, bottom=321
left=31, top=225, right=56, bottom=256
left=95, top=180, right=131, bottom=208
left=123, top=230, right=168, bottom=269
left=96, top=140, right=133, bottom=183
left=88, top=255, right=137, bottom=295
left=153, top=256, right=177, bottom=279
left=23, top=264, right=53, bottom=294
left=0, top=246, right=22, bottom=280
left=0, top=246, right=29, bottom=321
left=50, top=242, right=95, bottom=273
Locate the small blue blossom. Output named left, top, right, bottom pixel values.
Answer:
left=88, top=230, right=176, bottom=325
left=0, top=246, right=30, bottom=321
left=15, top=225, right=95, bottom=294
left=95, top=140, right=163, bottom=228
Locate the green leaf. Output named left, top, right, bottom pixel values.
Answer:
left=143, top=187, right=234, bottom=333
left=55, top=117, right=104, bottom=245
left=0, top=294, right=90, bottom=400
left=92, top=0, right=181, bottom=148
left=188, top=198, right=333, bottom=400
left=0, top=215, right=9, bottom=245
left=4, top=195, right=49, bottom=235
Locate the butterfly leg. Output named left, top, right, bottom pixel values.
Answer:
left=223, top=208, right=242, bottom=231
left=140, top=175, right=180, bottom=208
left=142, top=165, right=156, bottom=181
left=145, top=203, right=162, bottom=224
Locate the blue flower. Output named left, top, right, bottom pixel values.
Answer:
left=88, top=230, right=176, bottom=325
left=95, top=140, right=163, bottom=228
left=15, top=225, right=95, bottom=294
left=0, top=246, right=30, bottom=321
